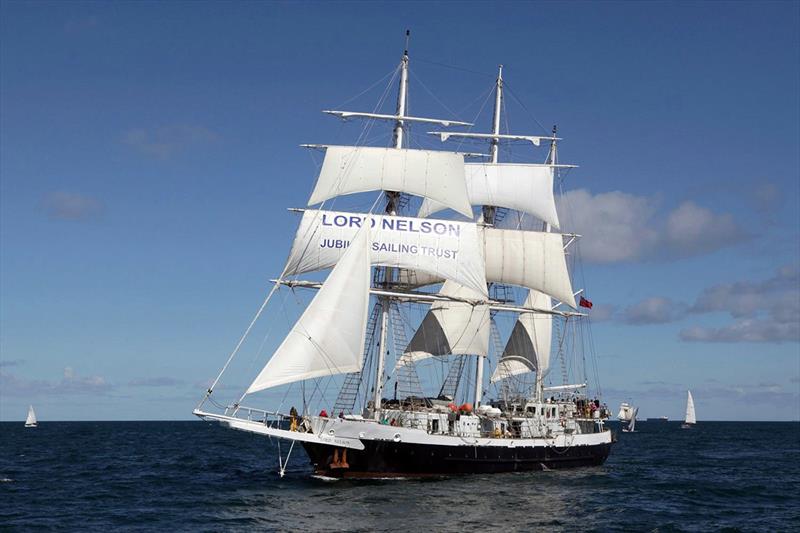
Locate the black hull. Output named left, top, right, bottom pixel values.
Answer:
left=302, top=438, right=612, bottom=478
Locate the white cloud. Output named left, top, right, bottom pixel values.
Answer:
left=64, top=15, right=98, bottom=34
left=622, top=297, right=685, bottom=325
left=588, top=304, right=616, bottom=322
left=43, top=192, right=103, bottom=221
left=127, top=377, right=185, bottom=387
left=123, top=125, right=219, bottom=159
left=556, top=189, right=746, bottom=263
left=681, top=266, right=800, bottom=343
left=0, top=367, right=113, bottom=396
left=681, top=319, right=799, bottom=343
left=752, top=182, right=781, bottom=213
left=663, top=201, right=742, bottom=257
left=557, top=189, right=658, bottom=262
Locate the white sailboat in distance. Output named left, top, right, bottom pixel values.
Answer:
left=25, top=405, right=37, bottom=428
left=617, top=402, right=635, bottom=422
left=681, top=390, right=696, bottom=429
left=622, top=406, right=638, bottom=433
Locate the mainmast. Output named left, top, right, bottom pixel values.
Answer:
left=373, top=31, right=410, bottom=419
left=474, top=65, right=504, bottom=407
left=482, top=65, right=503, bottom=225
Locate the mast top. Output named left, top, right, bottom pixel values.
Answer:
left=404, top=29, right=410, bottom=56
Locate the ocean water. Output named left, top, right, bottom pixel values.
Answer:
left=1, top=421, right=798, bottom=532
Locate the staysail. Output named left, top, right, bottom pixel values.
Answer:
left=685, top=390, right=696, bottom=424
left=396, top=280, right=490, bottom=369
left=418, top=163, right=560, bottom=228
left=284, top=209, right=488, bottom=297
left=307, top=146, right=473, bottom=218
left=490, top=290, right=552, bottom=383
left=246, top=228, right=371, bottom=393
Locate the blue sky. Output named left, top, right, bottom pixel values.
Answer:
left=1, top=1, right=798, bottom=421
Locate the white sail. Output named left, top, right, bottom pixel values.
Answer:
left=386, top=227, right=576, bottom=307
left=490, top=290, right=552, bottom=383
left=685, top=390, right=696, bottom=424
left=418, top=163, right=560, bottom=228
left=397, top=281, right=490, bottom=369
left=246, top=227, right=371, bottom=393
left=490, top=356, right=536, bottom=383
left=284, top=209, right=488, bottom=297
left=308, top=146, right=472, bottom=218
left=627, top=407, right=638, bottom=432
left=617, top=402, right=634, bottom=421
left=484, top=228, right=576, bottom=308
left=396, top=269, right=443, bottom=288
left=25, top=405, right=37, bottom=427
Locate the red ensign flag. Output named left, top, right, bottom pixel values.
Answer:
left=579, top=296, right=593, bottom=309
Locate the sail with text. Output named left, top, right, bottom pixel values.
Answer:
left=246, top=140, right=487, bottom=393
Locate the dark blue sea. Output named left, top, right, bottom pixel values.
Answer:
left=1, top=421, right=798, bottom=532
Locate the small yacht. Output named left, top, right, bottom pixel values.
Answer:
left=25, top=405, right=37, bottom=428
left=681, top=390, right=696, bottom=429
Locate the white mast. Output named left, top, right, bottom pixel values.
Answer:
left=534, top=124, right=558, bottom=403
left=474, top=65, right=503, bottom=407
left=373, top=31, right=410, bottom=419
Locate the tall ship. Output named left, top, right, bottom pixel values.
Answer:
left=194, top=35, right=613, bottom=478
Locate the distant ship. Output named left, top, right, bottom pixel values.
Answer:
left=681, top=390, right=696, bottom=429
left=621, top=406, right=638, bottom=433
left=24, top=405, right=37, bottom=428
left=193, top=34, right=612, bottom=478
left=646, top=416, right=669, bottom=422
left=617, top=402, right=635, bottom=422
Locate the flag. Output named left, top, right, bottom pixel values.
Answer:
left=579, top=296, right=593, bottom=309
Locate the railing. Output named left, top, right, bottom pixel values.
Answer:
left=224, top=404, right=288, bottom=429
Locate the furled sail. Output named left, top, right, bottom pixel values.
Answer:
left=490, top=290, right=553, bottom=383
left=308, top=146, right=472, bottom=218
left=396, top=281, right=490, bottom=369
left=484, top=228, right=576, bottom=308
left=284, top=209, right=488, bottom=297
left=246, top=228, right=371, bottom=393
left=418, top=163, right=560, bottom=228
